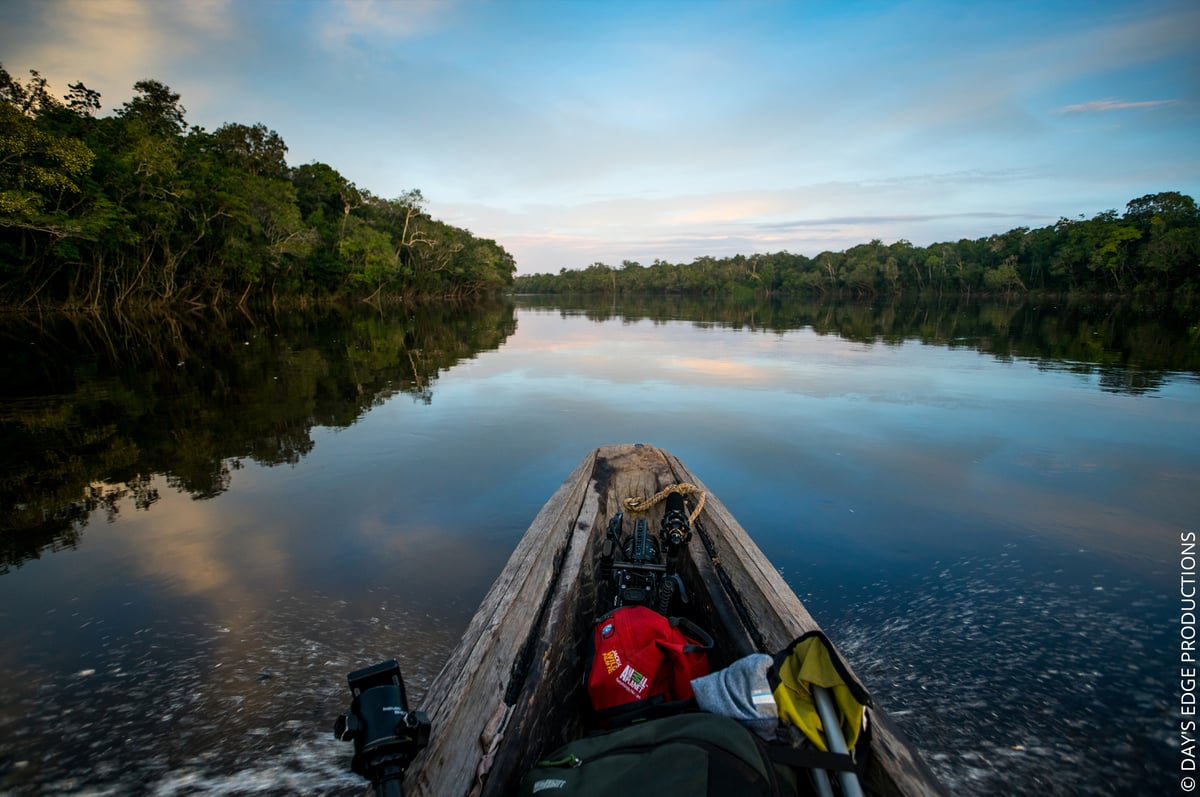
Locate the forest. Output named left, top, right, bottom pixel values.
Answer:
left=5, top=65, right=1197, bottom=310
left=0, top=65, right=516, bottom=309
left=514, top=191, right=1200, bottom=300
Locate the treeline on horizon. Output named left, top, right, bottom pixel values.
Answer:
left=0, top=65, right=516, bottom=309
left=515, top=191, right=1200, bottom=300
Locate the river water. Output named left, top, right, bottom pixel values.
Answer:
left=0, top=296, right=1196, bottom=795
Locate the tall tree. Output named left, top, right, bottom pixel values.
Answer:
left=64, top=81, right=102, bottom=117
left=117, top=79, right=186, bottom=137
left=0, top=99, right=95, bottom=303
left=1124, top=192, right=1198, bottom=230
left=211, top=122, right=289, bottom=179
left=0, top=65, right=59, bottom=116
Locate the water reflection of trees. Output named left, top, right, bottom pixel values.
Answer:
left=0, top=301, right=517, bottom=572
left=518, top=295, right=1200, bottom=394
left=4, top=295, right=1195, bottom=572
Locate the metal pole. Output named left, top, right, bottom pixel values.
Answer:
left=811, top=767, right=836, bottom=797
left=813, top=685, right=865, bottom=797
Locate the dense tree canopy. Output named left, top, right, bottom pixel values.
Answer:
left=0, top=65, right=516, bottom=308
left=515, top=193, right=1200, bottom=299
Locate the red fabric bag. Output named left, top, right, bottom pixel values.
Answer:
left=586, top=606, right=713, bottom=717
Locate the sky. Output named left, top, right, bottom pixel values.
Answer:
left=2, top=0, right=1197, bottom=275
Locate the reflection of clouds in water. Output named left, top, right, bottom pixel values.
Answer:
left=657, top=355, right=780, bottom=384
left=833, top=438, right=1184, bottom=576
left=0, top=470, right=500, bottom=793
left=118, top=473, right=512, bottom=628
left=458, top=312, right=1020, bottom=404
left=958, top=469, right=1184, bottom=574
left=116, top=480, right=300, bottom=670
left=131, top=490, right=286, bottom=597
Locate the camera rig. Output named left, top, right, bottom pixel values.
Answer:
left=599, top=491, right=693, bottom=614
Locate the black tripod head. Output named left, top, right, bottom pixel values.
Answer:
left=334, top=659, right=430, bottom=797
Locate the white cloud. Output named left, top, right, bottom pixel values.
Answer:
left=1059, top=98, right=1178, bottom=114
left=312, top=0, right=455, bottom=50
left=1, top=0, right=235, bottom=113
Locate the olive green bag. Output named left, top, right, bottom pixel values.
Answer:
left=518, top=711, right=795, bottom=797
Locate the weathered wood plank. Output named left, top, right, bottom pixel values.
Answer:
left=477, top=451, right=606, bottom=796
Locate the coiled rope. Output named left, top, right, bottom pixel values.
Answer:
left=623, top=482, right=706, bottom=525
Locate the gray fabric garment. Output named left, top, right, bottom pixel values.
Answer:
left=691, top=653, right=779, bottom=738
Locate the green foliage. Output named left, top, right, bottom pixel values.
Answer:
left=0, top=101, right=95, bottom=214
left=516, top=193, right=1200, bottom=299
left=0, top=63, right=516, bottom=308
left=117, top=79, right=187, bottom=138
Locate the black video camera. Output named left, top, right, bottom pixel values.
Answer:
left=334, top=659, right=431, bottom=797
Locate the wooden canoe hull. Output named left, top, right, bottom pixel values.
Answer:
left=405, top=444, right=944, bottom=796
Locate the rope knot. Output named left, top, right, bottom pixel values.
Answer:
left=623, top=482, right=706, bottom=524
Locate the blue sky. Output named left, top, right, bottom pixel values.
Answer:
left=2, top=0, right=1197, bottom=274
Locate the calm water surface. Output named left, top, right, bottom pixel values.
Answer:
left=1, top=297, right=1197, bottom=795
